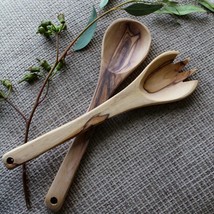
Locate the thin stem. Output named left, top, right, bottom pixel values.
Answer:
left=22, top=31, right=61, bottom=208
left=49, top=34, right=60, bottom=79
left=4, top=99, right=27, bottom=123
left=38, top=81, right=50, bottom=106
left=25, top=66, right=57, bottom=140
left=56, top=33, right=59, bottom=62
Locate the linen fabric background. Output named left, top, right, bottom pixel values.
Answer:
left=0, top=0, right=213, bottom=213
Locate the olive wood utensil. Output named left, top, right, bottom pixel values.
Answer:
left=2, top=50, right=198, bottom=171
left=44, top=18, right=151, bottom=211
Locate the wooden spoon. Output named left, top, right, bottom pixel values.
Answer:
left=44, top=18, right=151, bottom=211
left=2, top=50, right=198, bottom=171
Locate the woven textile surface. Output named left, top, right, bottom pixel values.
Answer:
left=0, top=0, right=213, bottom=213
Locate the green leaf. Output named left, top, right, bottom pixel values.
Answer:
left=156, top=5, right=206, bottom=15
left=124, top=3, right=163, bottom=16
left=0, top=90, right=6, bottom=99
left=165, top=0, right=179, bottom=6
left=18, top=73, right=39, bottom=84
left=73, top=7, right=97, bottom=51
left=40, top=21, right=52, bottom=28
left=37, top=14, right=67, bottom=37
left=57, top=13, right=65, bottom=24
left=55, top=59, right=65, bottom=71
left=99, top=0, right=109, bottom=9
left=37, top=21, right=54, bottom=37
left=27, top=66, right=41, bottom=73
left=198, top=0, right=214, bottom=12
left=37, top=59, right=51, bottom=72
left=1, top=79, right=13, bottom=90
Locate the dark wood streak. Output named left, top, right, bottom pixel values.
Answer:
left=93, top=71, right=117, bottom=107
left=107, top=24, right=141, bottom=74
left=83, top=113, right=109, bottom=131
left=93, top=24, right=141, bottom=107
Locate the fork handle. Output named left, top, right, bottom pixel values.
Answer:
left=2, top=86, right=137, bottom=169
left=2, top=104, right=110, bottom=169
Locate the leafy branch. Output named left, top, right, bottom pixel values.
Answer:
left=1, top=0, right=212, bottom=209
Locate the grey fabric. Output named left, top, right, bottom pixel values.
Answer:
left=0, top=0, right=213, bottom=213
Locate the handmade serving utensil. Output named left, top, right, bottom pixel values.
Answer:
left=2, top=50, right=198, bottom=171
left=44, top=18, right=151, bottom=211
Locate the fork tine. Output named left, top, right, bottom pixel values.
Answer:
left=174, top=68, right=197, bottom=83
left=174, top=57, right=190, bottom=72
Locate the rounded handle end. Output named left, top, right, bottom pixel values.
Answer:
left=2, top=154, right=17, bottom=169
left=44, top=195, right=62, bottom=212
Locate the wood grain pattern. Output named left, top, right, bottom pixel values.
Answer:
left=2, top=51, right=198, bottom=214
left=2, top=51, right=198, bottom=169
left=44, top=18, right=152, bottom=212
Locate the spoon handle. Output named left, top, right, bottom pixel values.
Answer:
left=44, top=72, right=120, bottom=211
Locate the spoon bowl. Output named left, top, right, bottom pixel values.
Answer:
left=2, top=50, right=198, bottom=169
left=93, top=18, right=151, bottom=105
left=101, top=18, right=151, bottom=75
